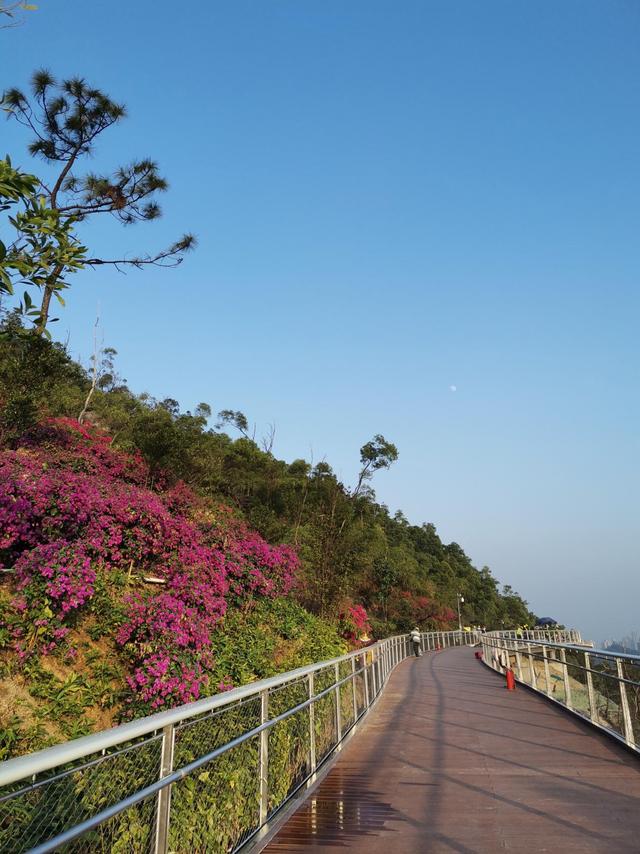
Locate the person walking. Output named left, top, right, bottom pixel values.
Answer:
left=410, top=627, right=421, bottom=657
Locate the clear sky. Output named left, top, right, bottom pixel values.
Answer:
left=3, top=1, right=639, bottom=643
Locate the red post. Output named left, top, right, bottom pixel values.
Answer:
left=506, top=668, right=516, bottom=690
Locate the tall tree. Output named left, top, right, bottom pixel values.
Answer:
left=2, top=70, right=194, bottom=332
left=352, top=434, right=398, bottom=498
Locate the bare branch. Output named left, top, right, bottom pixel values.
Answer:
left=85, top=234, right=196, bottom=269
left=78, top=315, right=102, bottom=424
left=260, top=422, right=276, bottom=454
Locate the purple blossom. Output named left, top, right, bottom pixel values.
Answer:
left=2, top=417, right=300, bottom=713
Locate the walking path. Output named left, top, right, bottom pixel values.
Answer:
left=262, top=646, right=640, bottom=852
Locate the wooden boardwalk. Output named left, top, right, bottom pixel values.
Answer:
left=262, top=646, right=640, bottom=852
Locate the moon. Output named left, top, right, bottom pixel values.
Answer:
left=449, top=385, right=457, bottom=392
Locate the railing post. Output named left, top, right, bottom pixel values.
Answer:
left=154, top=723, right=175, bottom=854
left=527, top=643, right=537, bottom=689
left=515, top=648, right=523, bottom=681
left=616, top=658, right=635, bottom=747
left=560, top=648, right=572, bottom=709
left=259, top=689, right=269, bottom=825
left=584, top=652, right=596, bottom=722
left=351, top=656, right=358, bottom=722
left=370, top=651, right=377, bottom=697
left=542, top=645, right=551, bottom=696
left=308, top=672, right=316, bottom=784
left=363, top=652, right=370, bottom=707
left=334, top=662, right=342, bottom=747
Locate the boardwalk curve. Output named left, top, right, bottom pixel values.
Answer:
left=263, top=647, right=640, bottom=853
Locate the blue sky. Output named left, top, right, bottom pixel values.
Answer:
left=3, top=1, right=639, bottom=642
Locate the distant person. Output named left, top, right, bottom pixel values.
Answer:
left=410, top=627, right=421, bottom=657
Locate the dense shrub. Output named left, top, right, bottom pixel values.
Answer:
left=0, top=419, right=299, bottom=714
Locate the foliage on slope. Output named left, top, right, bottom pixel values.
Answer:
left=0, top=316, right=534, bottom=631
left=0, top=316, right=535, bottom=756
left=0, top=413, right=344, bottom=757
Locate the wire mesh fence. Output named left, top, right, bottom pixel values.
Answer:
left=0, top=631, right=480, bottom=854
left=481, top=632, right=640, bottom=753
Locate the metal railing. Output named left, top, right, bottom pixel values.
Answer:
left=481, top=631, right=640, bottom=752
left=0, top=629, right=478, bottom=854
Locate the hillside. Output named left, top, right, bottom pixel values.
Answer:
left=0, top=318, right=535, bottom=758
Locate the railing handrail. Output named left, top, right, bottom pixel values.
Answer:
left=0, top=632, right=404, bottom=787
left=0, top=629, right=472, bottom=788
left=480, top=629, right=639, bottom=755
left=484, top=634, right=640, bottom=661
left=1, top=627, right=582, bottom=853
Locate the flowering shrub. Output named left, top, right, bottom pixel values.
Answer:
left=387, top=590, right=456, bottom=629
left=338, top=603, right=372, bottom=644
left=0, top=418, right=300, bottom=713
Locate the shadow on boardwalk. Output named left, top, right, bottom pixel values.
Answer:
left=262, top=646, right=640, bottom=853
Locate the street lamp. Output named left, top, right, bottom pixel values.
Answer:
left=457, top=593, right=464, bottom=633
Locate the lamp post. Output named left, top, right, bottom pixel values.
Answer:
left=457, top=593, right=464, bottom=633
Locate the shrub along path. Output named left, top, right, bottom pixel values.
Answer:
left=261, top=646, right=640, bottom=852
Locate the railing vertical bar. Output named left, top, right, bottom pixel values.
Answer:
left=307, top=672, right=316, bottom=785
left=370, top=651, right=377, bottom=698
left=259, top=689, right=269, bottom=825
left=584, top=652, right=596, bottom=723
left=527, top=643, right=537, bottom=689
left=560, top=648, right=572, bottom=710
left=617, top=658, right=634, bottom=747
left=363, top=652, right=370, bottom=708
left=334, top=662, right=342, bottom=748
left=350, top=656, right=357, bottom=724
left=154, top=723, right=174, bottom=854
left=543, top=645, right=551, bottom=696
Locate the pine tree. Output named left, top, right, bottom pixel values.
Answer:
left=2, top=70, right=194, bottom=332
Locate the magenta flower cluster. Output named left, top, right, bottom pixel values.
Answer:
left=1, top=419, right=299, bottom=712
left=338, top=603, right=372, bottom=644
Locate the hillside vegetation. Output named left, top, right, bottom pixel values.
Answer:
left=0, top=316, right=534, bottom=758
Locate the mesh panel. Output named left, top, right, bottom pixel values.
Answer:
left=0, top=646, right=412, bottom=853
left=353, top=657, right=367, bottom=717
left=313, top=666, right=338, bottom=763
left=0, top=734, right=162, bottom=854
left=564, top=649, right=590, bottom=717
left=619, top=660, right=640, bottom=746
left=338, top=660, right=356, bottom=735
left=168, top=696, right=262, bottom=852
left=546, top=651, right=567, bottom=703
left=590, top=656, right=625, bottom=736
left=267, top=677, right=311, bottom=815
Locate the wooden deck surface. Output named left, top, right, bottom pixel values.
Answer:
left=262, top=646, right=640, bottom=852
